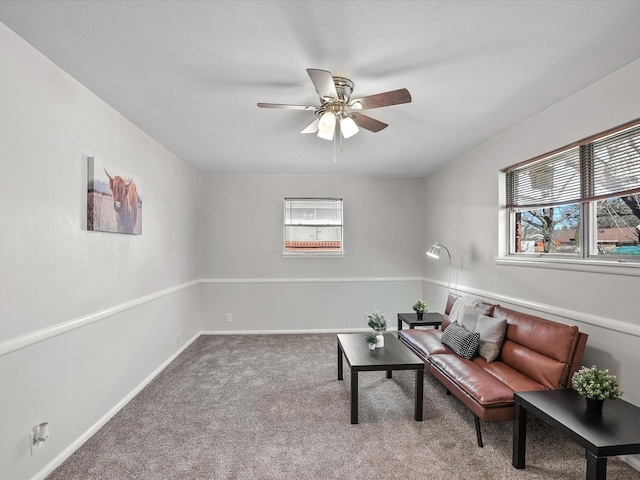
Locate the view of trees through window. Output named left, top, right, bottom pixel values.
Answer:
left=595, top=196, right=640, bottom=255
left=516, top=205, right=580, bottom=254
left=516, top=195, right=640, bottom=256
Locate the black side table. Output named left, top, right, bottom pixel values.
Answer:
left=513, top=389, right=640, bottom=480
left=397, top=312, right=443, bottom=331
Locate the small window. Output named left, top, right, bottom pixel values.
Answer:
left=284, top=198, right=343, bottom=254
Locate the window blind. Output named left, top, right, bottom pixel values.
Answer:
left=284, top=198, right=343, bottom=225
left=588, top=125, right=640, bottom=202
left=506, top=147, right=580, bottom=209
left=506, top=120, right=640, bottom=209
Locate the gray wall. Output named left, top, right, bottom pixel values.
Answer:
left=199, top=174, right=425, bottom=333
left=0, top=23, right=201, bottom=480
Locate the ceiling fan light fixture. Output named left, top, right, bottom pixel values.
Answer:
left=317, top=111, right=336, bottom=140
left=340, top=116, right=359, bottom=138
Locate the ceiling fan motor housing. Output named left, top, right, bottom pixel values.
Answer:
left=332, top=77, right=354, bottom=103
left=315, top=77, right=355, bottom=119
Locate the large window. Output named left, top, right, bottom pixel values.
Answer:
left=505, top=120, right=640, bottom=261
left=284, top=198, right=343, bottom=254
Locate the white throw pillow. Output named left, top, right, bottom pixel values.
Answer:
left=474, top=314, right=507, bottom=362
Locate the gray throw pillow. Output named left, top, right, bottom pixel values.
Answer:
left=474, top=314, right=507, bottom=362
left=458, top=304, right=488, bottom=332
left=441, top=322, right=480, bottom=360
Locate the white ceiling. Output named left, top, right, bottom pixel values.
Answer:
left=2, top=1, right=640, bottom=176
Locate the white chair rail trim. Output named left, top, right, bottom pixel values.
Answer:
left=0, top=280, right=200, bottom=358
left=423, top=277, right=640, bottom=339
left=0, top=277, right=421, bottom=357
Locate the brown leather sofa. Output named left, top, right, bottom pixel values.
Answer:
left=398, top=293, right=588, bottom=447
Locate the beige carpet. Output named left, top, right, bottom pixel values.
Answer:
left=46, top=334, right=640, bottom=479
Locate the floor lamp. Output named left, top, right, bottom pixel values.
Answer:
left=426, top=241, right=452, bottom=294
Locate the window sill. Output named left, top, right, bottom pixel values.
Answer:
left=281, top=252, right=345, bottom=259
left=495, top=255, right=640, bottom=277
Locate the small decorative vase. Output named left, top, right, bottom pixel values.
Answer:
left=585, top=397, right=604, bottom=414
left=368, top=343, right=376, bottom=351
left=416, top=312, right=424, bottom=320
left=374, top=328, right=386, bottom=348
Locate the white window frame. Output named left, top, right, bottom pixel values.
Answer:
left=499, top=119, right=640, bottom=273
left=283, top=198, right=344, bottom=257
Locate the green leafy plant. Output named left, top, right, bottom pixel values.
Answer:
left=365, top=333, right=378, bottom=345
left=572, top=365, right=622, bottom=400
left=366, top=311, right=387, bottom=332
left=412, top=299, right=427, bottom=314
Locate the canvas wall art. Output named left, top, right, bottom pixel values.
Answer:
left=87, top=157, right=142, bottom=235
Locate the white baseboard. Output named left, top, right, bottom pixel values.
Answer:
left=200, top=327, right=398, bottom=335
left=621, top=455, right=640, bottom=472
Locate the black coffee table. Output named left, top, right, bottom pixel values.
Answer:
left=337, top=333, right=424, bottom=424
left=397, top=312, right=443, bottom=330
left=513, top=389, right=640, bottom=480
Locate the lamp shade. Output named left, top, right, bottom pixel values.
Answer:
left=340, top=116, right=359, bottom=138
left=317, top=111, right=336, bottom=140
left=426, top=241, right=452, bottom=294
left=426, top=242, right=441, bottom=258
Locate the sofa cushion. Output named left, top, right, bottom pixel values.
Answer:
left=474, top=314, right=507, bottom=362
left=493, top=305, right=581, bottom=388
left=429, top=354, right=515, bottom=408
left=441, top=323, right=480, bottom=360
left=499, top=340, right=569, bottom=390
left=471, top=357, right=548, bottom=392
left=398, top=329, right=449, bottom=358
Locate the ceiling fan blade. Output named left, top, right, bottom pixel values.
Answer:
left=350, top=88, right=412, bottom=110
left=307, top=69, right=339, bottom=102
left=351, top=113, right=388, bottom=133
left=257, top=103, right=316, bottom=111
left=300, top=118, right=319, bottom=134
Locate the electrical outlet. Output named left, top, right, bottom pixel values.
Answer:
left=225, top=313, right=232, bottom=322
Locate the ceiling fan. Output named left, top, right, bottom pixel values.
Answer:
left=257, top=68, right=411, bottom=141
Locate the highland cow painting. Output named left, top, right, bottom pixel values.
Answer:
left=87, top=157, right=142, bottom=234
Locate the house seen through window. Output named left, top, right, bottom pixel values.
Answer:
left=284, top=198, right=343, bottom=254
left=505, top=120, right=640, bottom=260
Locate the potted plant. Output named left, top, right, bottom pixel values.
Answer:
left=366, top=311, right=387, bottom=347
left=365, top=333, right=378, bottom=350
left=572, top=365, right=622, bottom=413
left=412, top=299, right=428, bottom=319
